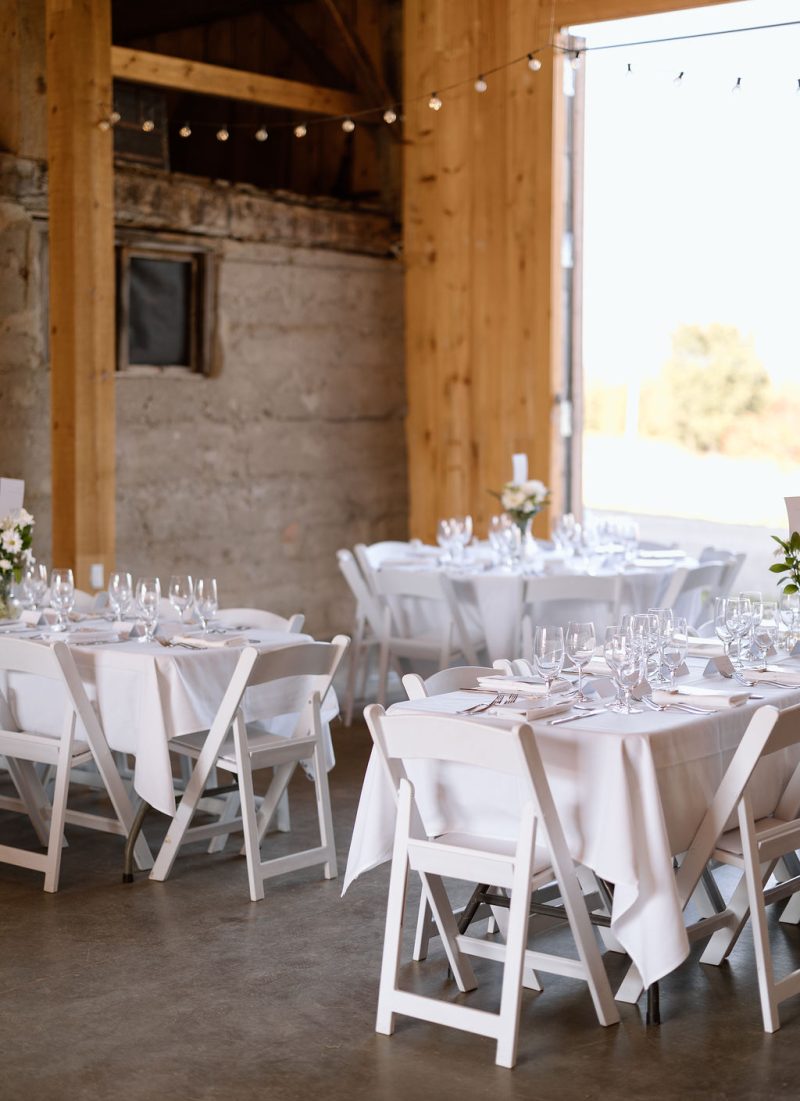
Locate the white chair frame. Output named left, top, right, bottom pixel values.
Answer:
left=656, top=562, right=726, bottom=628
left=150, top=637, right=348, bottom=902
left=216, top=608, right=305, bottom=634
left=0, top=638, right=152, bottom=891
left=337, top=549, right=384, bottom=725
left=520, top=575, right=623, bottom=657
left=365, top=705, right=618, bottom=1068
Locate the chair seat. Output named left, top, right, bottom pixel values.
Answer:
left=0, top=727, right=92, bottom=765
left=169, top=728, right=316, bottom=768
left=435, top=831, right=553, bottom=877
left=715, top=816, right=791, bottom=858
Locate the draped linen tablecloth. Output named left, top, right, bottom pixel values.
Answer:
left=1, top=627, right=339, bottom=816
left=343, top=657, right=800, bottom=989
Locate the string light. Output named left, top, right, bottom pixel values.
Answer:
left=98, top=118, right=111, bottom=131
left=179, top=122, right=192, bottom=138
left=216, top=125, right=230, bottom=141
left=627, top=62, right=632, bottom=74
left=142, top=119, right=155, bottom=132
left=383, top=108, right=397, bottom=124
left=474, top=75, right=488, bottom=93
left=733, top=76, right=743, bottom=91
left=527, top=53, right=542, bottom=72
left=674, top=71, right=685, bottom=85
left=428, top=91, right=443, bottom=111
left=571, top=51, right=581, bottom=71
left=255, top=125, right=268, bottom=141
left=342, top=118, right=355, bottom=132
left=110, top=111, right=121, bottom=126
left=294, top=123, right=307, bottom=138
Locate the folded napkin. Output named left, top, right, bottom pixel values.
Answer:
left=652, top=687, right=749, bottom=710
left=171, top=634, right=249, bottom=649
left=476, top=675, right=571, bottom=697
left=744, top=667, right=800, bottom=687
left=583, top=657, right=615, bottom=677
left=486, top=697, right=573, bottom=721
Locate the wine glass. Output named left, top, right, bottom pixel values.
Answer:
left=663, top=616, right=688, bottom=689
left=488, top=515, right=519, bottom=569
left=135, top=577, right=161, bottom=642
left=50, top=568, right=75, bottom=632
left=779, top=592, right=800, bottom=652
left=108, top=571, right=133, bottom=621
left=533, top=625, right=565, bottom=700
left=168, top=574, right=194, bottom=621
left=714, top=597, right=735, bottom=662
left=725, top=596, right=752, bottom=670
left=648, top=606, right=674, bottom=686
left=604, top=627, right=643, bottom=714
left=632, top=612, right=660, bottom=684
left=740, top=589, right=763, bottom=662
left=566, top=620, right=595, bottom=703
left=449, top=516, right=473, bottom=564
left=194, top=577, right=218, bottom=633
left=436, top=519, right=455, bottom=562
left=753, top=601, right=778, bottom=671
left=21, top=562, right=47, bottom=611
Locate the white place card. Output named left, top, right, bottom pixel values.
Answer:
left=704, top=655, right=736, bottom=678
left=0, top=478, right=24, bottom=518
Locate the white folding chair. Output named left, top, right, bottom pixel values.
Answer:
left=373, top=570, right=481, bottom=707
left=365, top=705, right=618, bottom=1067
left=700, top=548, right=746, bottom=595
left=656, top=562, right=726, bottom=628
left=216, top=607, right=305, bottom=633
left=616, top=703, right=800, bottom=1032
left=150, top=637, right=348, bottom=901
left=402, top=665, right=498, bottom=701
left=337, top=549, right=384, bottom=725
left=520, top=575, right=623, bottom=657
left=355, top=541, right=425, bottom=576
left=0, top=638, right=152, bottom=891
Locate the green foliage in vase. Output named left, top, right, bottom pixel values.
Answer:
left=770, top=532, right=800, bottom=595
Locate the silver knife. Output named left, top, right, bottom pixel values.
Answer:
left=548, top=708, right=606, bottom=726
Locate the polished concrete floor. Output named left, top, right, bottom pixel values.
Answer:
left=3, top=721, right=800, bottom=1100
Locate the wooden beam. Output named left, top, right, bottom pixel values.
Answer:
left=47, top=0, right=116, bottom=589
left=555, top=0, right=737, bottom=28
left=0, top=0, right=47, bottom=159
left=110, top=45, right=366, bottom=116
left=320, top=0, right=395, bottom=107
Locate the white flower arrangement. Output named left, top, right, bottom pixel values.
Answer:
left=0, top=507, right=34, bottom=599
left=493, top=479, right=551, bottom=532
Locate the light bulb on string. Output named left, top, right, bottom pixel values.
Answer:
left=142, top=119, right=155, bottom=132
left=179, top=122, right=192, bottom=138
left=98, top=118, right=111, bottom=131
left=626, top=63, right=632, bottom=75
left=527, top=53, right=542, bottom=72
left=255, top=125, right=268, bottom=141
left=474, top=75, right=488, bottom=93
left=383, top=108, right=397, bottom=124
left=216, top=125, right=230, bottom=141
left=428, top=91, right=443, bottom=111
left=110, top=110, right=121, bottom=126
left=294, top=123, right=307, bottom=138
left=342, top=118, right=355, bottom=133
left=571, top=51, right=581, bottom=71
left=732, top=76, right=742, bottom=92
left=674, top=71, right=685, bottom=86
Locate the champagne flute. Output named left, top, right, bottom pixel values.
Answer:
left=533, top=625, right=565, bottom=700
left=663, top=616, right=688, bottom=690
left=168, top=574, right=194, bottom=621
left=135, top=577, right=161, bottom=642
left=50, top=568, right=75, bottom=633
left=566, top=620, right=595, bottom=703
left=108, top=571, right=133, bottom=621
left=194, top=577, right=218, bottom=633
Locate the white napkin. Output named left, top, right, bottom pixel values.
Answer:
left=486, top=697, right=573, bottom=721
left=652, top=687, right=749, bottom=710
left=583, top=657, right=615, bottom=677
left=745, top=667, right=800, bottom=687
left=171, top=634, right=249, bottom=649
left=687, top=636, right=724, bottom=657
left=476, top=675, right=571, bottom=697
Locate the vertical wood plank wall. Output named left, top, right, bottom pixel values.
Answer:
left=46, top=0, right=115, bottom=587
left=403, top=0, right=563, bottom=541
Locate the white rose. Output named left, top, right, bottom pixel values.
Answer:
left=501, top=484, right=527, bottom=510
left=0, top=559, right=10, bottom=571
left=2, top=530, right=22, bottom=554
left=522, top=479, right=548, bottom=501
left=12, top=508, right=33, bottom=527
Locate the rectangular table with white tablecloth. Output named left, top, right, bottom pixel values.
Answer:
left=344, top=657, right=800, bottom=989
left=0, top=624, right=339, bottom=816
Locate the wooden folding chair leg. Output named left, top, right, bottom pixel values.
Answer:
left=150, top=740, right=221, bottom=882
left=43, top=734, right=74, bottom=893
left=311, top=737, right=337, bottom=880
left=5, top=758, right=51, bottom=846
left=207, top=791, right=241, bottom=854
left=495, top=809, right=538, bottom=1068
left=234, top=726, right=265, bottom=903
left=413, top=893, right=434, bottom=961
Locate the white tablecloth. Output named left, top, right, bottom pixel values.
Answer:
left=370, top=543, right=692, bottom=661
left=1, top=626, right=339, bottom=816
left=344, top=657, right=800, bottom=988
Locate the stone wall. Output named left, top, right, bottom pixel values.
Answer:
left=0, top=156, right=407, bottom=635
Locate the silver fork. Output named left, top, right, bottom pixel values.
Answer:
left=458, top=693, right=502, bottom=715
left=640, top=696, right=713, bottom=715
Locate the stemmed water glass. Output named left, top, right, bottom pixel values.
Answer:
left=21, top=562, right=48, bottom=611
left=194, top=577, right=218, bottom=633
left=50, top=568, right=75, bottom=632
left=740, top=590, right=763, bottom=663
left=108, top=571, right=133, bottom=621
left=168, top=574, right=194, bottom=621
left=632, top=612, right=660, bottom=685
left=725, top=596, right=752, bottom=670
left=488, top=515, right=520, bottom=569
left=714, top=597, right=735, bottom=663
left=779, top=592, right=800, bottom=653
left=663, top=616, right=688, bottom=689
left=135, top=577, right=161, bottom=642
left=604, top=627, right=643, bottom=714
left=753, top=600, right=779, bottom=670
left=533, top=625, right=565, bottom=701
left=566, top=620, right=595, bottom=703
left=648, top=606, right=674, bottom=687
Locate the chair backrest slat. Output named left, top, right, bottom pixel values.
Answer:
left=403, top=666, right=498, bottom=700
left=217, top=607, right=305, bottom=633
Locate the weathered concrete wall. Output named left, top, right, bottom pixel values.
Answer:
left=0, top=156, right=407, bottom=635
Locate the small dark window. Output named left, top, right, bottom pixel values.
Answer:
left=116, top=239, right=215, bottom=375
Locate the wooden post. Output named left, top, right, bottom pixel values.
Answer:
left=46, top=0, right=115, bottom=588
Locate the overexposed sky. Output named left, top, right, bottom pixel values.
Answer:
left=571, top=0, right=800, bottom=387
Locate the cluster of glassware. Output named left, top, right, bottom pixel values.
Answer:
left=436, top=516, right=473, bottom=564
left=531, top=608, right=689, bottom=715
left=713, top=591, right=793, bottom=671
left=552, top=513, right=639, bottom=572
left=18, top=563, right=219, bottom=642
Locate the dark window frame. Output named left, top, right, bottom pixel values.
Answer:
left=115, top=232, right=216, bottom=377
